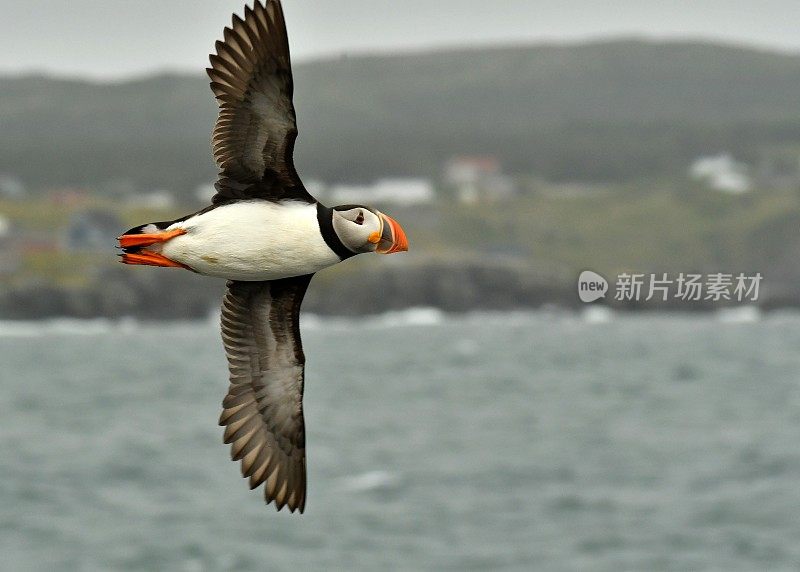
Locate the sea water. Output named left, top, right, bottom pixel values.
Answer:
left=1, top=310, right=800, bottom=571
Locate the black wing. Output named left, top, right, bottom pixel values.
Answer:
left=207, top=0, right=314, bottom=204
left=218, top=276, right=313, bottom=513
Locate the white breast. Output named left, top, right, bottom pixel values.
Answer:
left=160, top=200, right=341, bottom=281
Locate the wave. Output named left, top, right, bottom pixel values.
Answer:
left=303, top=307, right=446, bottom=331
left=370, top=307, right=445, bottom=327
left=340, top=470, right=402, bottom=492
left=716, top=306, right=761, bottom=324
left=0, top=317, right=139, bottom=337
left=581, top=305, right=614, bottom=324
left=0, top=306, right=784, bottom=337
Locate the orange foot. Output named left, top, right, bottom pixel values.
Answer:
left=117, top=228, right=186, bottom=249
left=120, top=251, right=190, bottom=269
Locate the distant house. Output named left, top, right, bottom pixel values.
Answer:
left=689, top=154, right=751, bottom=194
left=64, top=210, right=123, bottom=252
left=444, top=156, right=516, bottom=203
left=371, top=179, right=434, bottom=205
left=329, top=178, right=434, bottom=206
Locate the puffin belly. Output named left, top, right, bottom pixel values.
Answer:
left=160, top=200, right=341, bottom=280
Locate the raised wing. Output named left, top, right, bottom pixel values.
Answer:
left=207, top=0, right=314, bottom=204
left=218, top=276, right=313, bottom=513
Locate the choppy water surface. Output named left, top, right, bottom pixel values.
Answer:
left=2, top=310, right=800, bottom=571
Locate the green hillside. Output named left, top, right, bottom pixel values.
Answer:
left=3, top=39, right=800, bottom=193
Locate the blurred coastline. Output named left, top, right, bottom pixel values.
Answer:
left=0, top=185, right=795, bottom=319
left=3, top=39, right=800, bottom=318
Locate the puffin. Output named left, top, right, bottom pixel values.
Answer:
left=117, top=0, right=408, bottom=513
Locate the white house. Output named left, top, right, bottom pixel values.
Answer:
left=371, top=179, right=434, bottom=205
left=329, top=178, right=434, bottom=206
left=689, top=154, right=751, bottom=194
left=443, top=156, right=516, bottom=203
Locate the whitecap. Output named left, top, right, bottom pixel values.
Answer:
left=301, top=307, right=446, bottom=332
left=45, top=318, right=115, bottom=336
left=0, top=317, right=146, bottom=337
left=717, top=306, right=761, bottom=324
left=370, top=307, right=445, bottom=328
left=0, top=321, right=46, bottom=337
left=581, top=305, right=614, bottom=324
left=340, top=470, right=402, bottom=492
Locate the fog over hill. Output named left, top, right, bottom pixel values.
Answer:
left=3, top=39, right=800, bottom=194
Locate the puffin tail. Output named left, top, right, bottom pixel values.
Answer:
left=117, top=222, right=189, bottom=269
left=118, top=223, right=165, bottom=253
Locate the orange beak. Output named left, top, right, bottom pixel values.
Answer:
left=374, top=212, right=409, bottom=254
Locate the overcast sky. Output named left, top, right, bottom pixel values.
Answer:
left=2, top=0, right=800, bottom=79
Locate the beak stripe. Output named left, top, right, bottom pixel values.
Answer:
left=377, top=213, right=409, bottom=254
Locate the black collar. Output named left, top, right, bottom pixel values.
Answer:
left=316, top=203, right=357, bottom=260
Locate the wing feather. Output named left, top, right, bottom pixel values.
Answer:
left=207, top=0, right=314, bottom=204
left=218, top=276, right=313, bottom=513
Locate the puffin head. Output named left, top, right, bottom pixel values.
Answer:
left=331, top=205, right=409, bottom=255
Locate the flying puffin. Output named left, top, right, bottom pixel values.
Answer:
left=117, top=0, right=408, bottom=514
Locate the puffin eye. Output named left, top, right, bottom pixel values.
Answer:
left=355, top=211, right=365, bottom=225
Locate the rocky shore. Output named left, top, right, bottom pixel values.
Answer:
left=0, top=259, right=575, bottom=320
left=0, top=257, right=794, bottom=320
